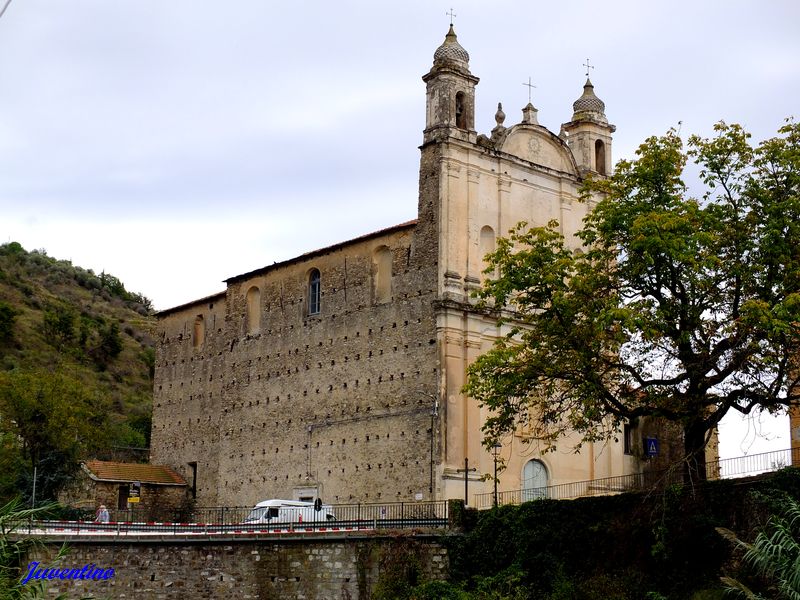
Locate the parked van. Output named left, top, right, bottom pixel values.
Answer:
left=243, top=499, right=335, bottom=524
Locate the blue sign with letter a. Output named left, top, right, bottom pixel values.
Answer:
left=644, top=437, right=659, bottom=457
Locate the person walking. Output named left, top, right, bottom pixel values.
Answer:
left=95, top=504, right=110, bottom=523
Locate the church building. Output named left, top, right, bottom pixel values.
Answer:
left=150, top=26, right=642, bottom=507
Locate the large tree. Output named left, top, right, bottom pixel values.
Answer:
left=0, top=370, right=110, bottom=502
left=465, top=120, right=800, bottom=480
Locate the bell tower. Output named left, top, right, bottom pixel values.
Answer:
left=561, top=78, right=616, bottom=175
left=421, top=25, right=479, bottom=144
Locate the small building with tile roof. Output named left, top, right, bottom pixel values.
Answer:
left=59, top=460, right=190, bottom=522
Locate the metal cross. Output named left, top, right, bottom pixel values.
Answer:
left=583, top=58, right=594, bottom=78
left=456, top=457, right=477, bottom=506
left=522, top=77, right=536, bottom=103
left=446, top=8, right=456, bottom=25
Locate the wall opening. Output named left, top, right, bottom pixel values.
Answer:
left=188, top=461, right=198, bottom=499
left=595, top=139, right=606, bottom=175
left=455, top=91, right=467, bottom=129
left=117, top=484, right=130, bottom=510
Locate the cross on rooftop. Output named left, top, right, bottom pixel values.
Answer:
left=583, top=58, right=594, bottom=78
left=522, top=77, right=536, bottom=103
left=447, top=8, right=456, bottom=25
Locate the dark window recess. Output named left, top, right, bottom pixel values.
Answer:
left=117, top=484, right=130, bottom=510
left=623, top=423, right=635, bottom=455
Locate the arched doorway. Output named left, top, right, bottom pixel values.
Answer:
left=522, top=459, right=548, bottom=501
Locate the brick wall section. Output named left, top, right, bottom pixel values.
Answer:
left=30, top=535, right=449, bottom=600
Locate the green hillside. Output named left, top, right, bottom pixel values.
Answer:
left=0, top=242, right=156, bottom=503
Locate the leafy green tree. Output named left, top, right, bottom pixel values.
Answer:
left=0, top=371, right=110, bottom=502
left=0, top=301, right=17, bottom=343
left=91, top=321, right=123, bottom=369
left=41, top=307, right=75, bottom=347
left=465, top=120, right=800, bottom=480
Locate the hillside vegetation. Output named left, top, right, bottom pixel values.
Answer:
left=0, top=242, right=156, bottom=503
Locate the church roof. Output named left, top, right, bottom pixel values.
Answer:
left=82, top=460, right=187, bottom=486
left=225, top=219, right=418, bottom=285
left=158, top=219, right=418, bottom=316
left=156, top=290, right=226, bottom=317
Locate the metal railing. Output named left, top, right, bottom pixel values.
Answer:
left=105, top=500, right=448, bottom=527
left=15, top=500, right=449, bottom=538
left=474, top=447, right=800, bottom=509
left=707, top=446, right=799, bottom=479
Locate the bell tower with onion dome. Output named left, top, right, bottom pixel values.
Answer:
left=421, top=25, right=479, bottom=144
left=560, top=77, right=616, bottom=176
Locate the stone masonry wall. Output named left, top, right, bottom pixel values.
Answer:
left=30, top=534, right=449, bottom=600
left=152, top=293, right=227, bottom=505
left=152, top=222, right=442, bottom=507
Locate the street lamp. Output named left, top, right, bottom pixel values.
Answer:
left=492, top=442, right=502, bottom=507
left=418, top=389, right=439, bottom=500
left=429, top=397, right=438, bottom=498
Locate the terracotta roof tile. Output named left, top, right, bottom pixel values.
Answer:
left=83, top=460, right=187, bottom=486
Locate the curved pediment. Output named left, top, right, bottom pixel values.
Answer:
left=497, top=125, right=578, bottom=175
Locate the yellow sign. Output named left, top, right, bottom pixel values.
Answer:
left=128, top=481, right=142, bottom=503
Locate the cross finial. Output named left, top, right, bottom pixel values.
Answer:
left=446, top=8, right=456, bottom=25
left=522, top=77, right=537, bottom=103
left=583, top=58, right=594, bottom=78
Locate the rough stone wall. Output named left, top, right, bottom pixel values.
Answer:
left=31, top=535, right=449, bottom=600
left=58, top=478, right=188, bottom=521
left=152, top=223, right=441, bottom=507
left=152, top=294, right=227, bottom=505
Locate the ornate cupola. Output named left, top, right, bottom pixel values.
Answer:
left=571, top=79, right=608, bottom=123
left=561, top=77, right=616, bottom=176
left=422, top=25, right=480, bottom=144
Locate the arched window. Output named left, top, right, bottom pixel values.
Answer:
left=522, top=459, right=548, bottom=501
left=455, top=91, right=467, bottom=129
left=595, top=139, right=606, bottom=175
left=308, top=269, right=321, bottom=315
left=372, top=246, right=392, bottom=304
left=246, top=286, right=261, bottom=334
left=479, top=226, right=496, bottom=277
left=193, top=315, right=204, bottom=349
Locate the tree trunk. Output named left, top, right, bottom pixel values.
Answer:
left=683, top=420, right=708, bottom=483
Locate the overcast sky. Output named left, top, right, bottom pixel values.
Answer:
left=1, top=1, right=798, bottom=458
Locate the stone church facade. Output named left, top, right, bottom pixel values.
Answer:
left=151, top=26, right=642, bottom=507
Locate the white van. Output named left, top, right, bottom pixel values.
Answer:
left=243, top=499, right=335, bottom=524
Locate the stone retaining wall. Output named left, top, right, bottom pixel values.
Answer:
left=27, top=533, right=449, bottom=599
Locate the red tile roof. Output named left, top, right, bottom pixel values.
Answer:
left=82, top=460, right=187, bottom=486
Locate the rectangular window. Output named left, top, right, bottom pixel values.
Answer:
left=623, top=423, right=635, bottom=455
left=308, top=270, right=321, bottom=315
